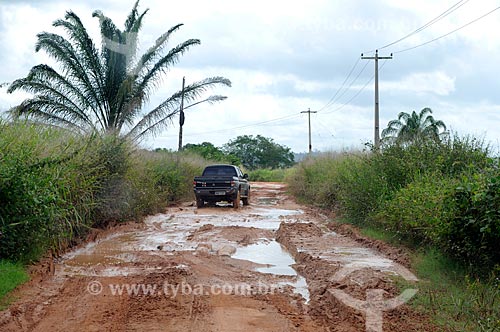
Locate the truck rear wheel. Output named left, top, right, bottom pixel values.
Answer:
left=233, top=191, right=240, bottom=209
left=196, top=198, right=205, bottom=208
left=242, top=191, right=249, bottom=206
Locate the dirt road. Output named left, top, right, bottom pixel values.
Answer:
left=0, top=182, right=435, bottom=331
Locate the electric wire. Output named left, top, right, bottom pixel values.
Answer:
left=315, top=57, right=360, bottom=113
left=321, top=60, right=388, bottom=115
left=394, top=5, right=500, bottom=54
left=371, top=0, right=471, bottom=52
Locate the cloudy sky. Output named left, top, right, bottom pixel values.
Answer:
left=1, top=0, right=499, bottom=153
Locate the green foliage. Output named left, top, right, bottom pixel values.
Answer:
left=0, top=122, right=98, bottom=261
left=407, top=250, right=500, bottom=332
left=7, top=1, right=230, bottom=139
left=287, top=135, right=498, bottom=275
left=0, top=121, right=210, bottom=262
left=381, top=107, right=447, bottom=145
left=183, top=142, right=240, bottom=164
left=248, top=168, right=289, bottom=182
left=443, top=166, right=500, bottom=273
left=375, top=174, right=458, bottom=245
left=0, top=260, right=29, bottom=308
left=286, top=152, right=388, bottom=221
left=223, top=135, right=294, bottom=170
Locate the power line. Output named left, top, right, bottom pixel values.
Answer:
left=321, top=60, right=388, bottom=115
left=318, top=60, right=370, bottom=113
left=394, top=5, right=500, bottom=54
left=370, top=0, right=471, bottom=52
left=316, top=57, right=360, bottom=113
left=171, top=112, right=302, bottom=138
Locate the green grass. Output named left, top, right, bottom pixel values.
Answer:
left=357, top=226, right=500, bottom=332
left=248, top=168, right=289, bottom=182
left=359, top=226, right=395, bottom=243
left=409, top=249, right=500, bottom=332
left=0, top=260, right=29, bottom=309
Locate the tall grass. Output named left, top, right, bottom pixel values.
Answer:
left=286, top=135, right=500, bottom=330
left=247, top=168, right=290, bottom=182
left=286, top=135, right=497, bottom=270
left=0, top=121, right=209, bottom=263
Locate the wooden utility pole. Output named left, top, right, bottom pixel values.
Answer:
left=361, top=50, right=392, bottom=150
left=178, top=76, right=186, bottom=151
left=301, top=108, right=317, bottom=153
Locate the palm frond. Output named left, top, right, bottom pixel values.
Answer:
left=54, top=11, right=106, bottom=105
left=124, top=0, right=140, bottom=32
left=10, top=97, right=92, bottom=132
left=132, top=23, right=184, bottom=77
left=136, top=39, right=200, bottom=96
left=35, top=31, right=107, bottom=126
left=127, top=77, right=230, bottom=139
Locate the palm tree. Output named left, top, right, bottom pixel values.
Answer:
left=7, top=1, right=230, bottom=140
left=381, top=107, right=447, bottom=145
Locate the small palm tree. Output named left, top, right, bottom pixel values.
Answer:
left=381, top=107, right=447, bottom=145
left=8, top=1, right=230, bottom=140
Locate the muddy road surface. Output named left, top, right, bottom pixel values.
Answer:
left=1, top=182, right=435, bottom=331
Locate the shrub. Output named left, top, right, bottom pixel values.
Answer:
left=0, top=121, right=211, bottom=262
left=443, top=166, right=500, bottom=272
left=374, top=174, right=458, bottom=245
left=248, top=168, right=288, bottom=182
left=287, top=134, right=498, bottom=275
left=0, top=122, right=98, bottom=261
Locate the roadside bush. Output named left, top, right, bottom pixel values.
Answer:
left=287, top=134, right=498, bottom=275
left=374, top=173, right=458, bottom=245
left=443, top=166, right=500, bottom=272
left=332, top=154, right=389, bottom=223
left=0, top=121, right=210, bottom=262
left=286, top=153, right=340, bottom=207
left=287, top=152, right=388, bottom=223
left=373, top=135, right=489, bottom=194
left=248, top=168, right=288, bottom=182
left=0, top=122, right=97, bottom=262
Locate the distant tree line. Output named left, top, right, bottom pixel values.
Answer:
left=161, top=135, right=295, bottom=170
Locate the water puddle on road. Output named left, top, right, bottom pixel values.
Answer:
left=57, top=205, right=307, bottom=281
left=232, top=240, right=310, bottom=303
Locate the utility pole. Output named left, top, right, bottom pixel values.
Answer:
left=301, top=108, right=317, bottom=153
left=178, top=76, right=186, bottom=151
left=361, top=50, right=392, bottom=150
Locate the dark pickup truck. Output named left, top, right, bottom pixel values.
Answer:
left=193, top=165, right=250, bottom=208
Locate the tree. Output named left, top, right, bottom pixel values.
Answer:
left=223, top=135, right=294, bottom=170
left=381, top=108, right=447, bottom=146
left=183, top=142, right=240, bottom=164
left=7, top=1, right=230, bottom=140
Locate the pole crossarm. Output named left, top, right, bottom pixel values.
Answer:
left=301, top=108, right=317, bottom=153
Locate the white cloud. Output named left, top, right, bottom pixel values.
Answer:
left=383, top=71, right=455, bottom=96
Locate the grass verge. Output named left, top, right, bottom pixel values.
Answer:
left=356, top=225, right=500, bottom=332
left=0, top=260, right=29, bottom=309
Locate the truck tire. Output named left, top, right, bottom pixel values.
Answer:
left=233, top=190, right=240, bottom=209
left=196, top=198, right=205, bottom=208
left=242, top=191, right=250, bottom=206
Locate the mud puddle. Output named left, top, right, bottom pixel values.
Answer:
left=56, top=194, right=305, bottom=279
left=232, top=240, right=310, bottom=302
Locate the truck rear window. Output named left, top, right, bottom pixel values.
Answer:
left=203, top=166, right=237, bottom=176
